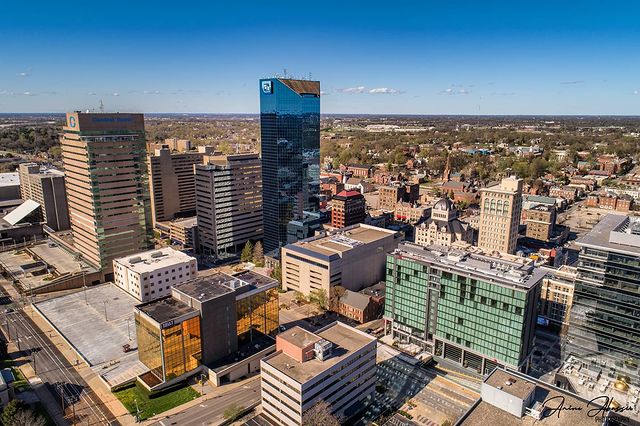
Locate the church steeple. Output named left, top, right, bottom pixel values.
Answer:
left=443, top=150, right=452, bottom=181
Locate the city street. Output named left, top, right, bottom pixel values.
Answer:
left=0, top=282, right=118, bottom=425
left=146, top=377, right=261, bottom=426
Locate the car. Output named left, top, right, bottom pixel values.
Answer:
left=366, top=328, right=373, bottom=334
left=279, top=325, right=286, bottom=332
left=4, top=308, right=14, bottom=313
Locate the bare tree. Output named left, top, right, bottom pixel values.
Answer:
left=302, top=401, right=340, bottom=426
left=7, top=409, right=46, bottom=426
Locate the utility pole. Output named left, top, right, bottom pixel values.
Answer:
left=32, top=350, right=36, bottom=374
left=134, top=398, right=140, bottom=423
left=4, top=314, right=10, bottom=341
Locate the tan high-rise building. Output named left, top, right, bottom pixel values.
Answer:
left=61, top=112, right=153, bottom=277
left=194, top=153, right=263, bottom=257
left=478, top=177, right=523, bottom=254
left=147, top=146, right=205, bottom=224
left=18, top=163, right=70, bottom=231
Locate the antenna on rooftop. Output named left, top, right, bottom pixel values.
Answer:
left=99, top=99, right=105, bottom=113
left=308, top=72, right=312, bottom=80
left=284, top=68, right=287, bottom=78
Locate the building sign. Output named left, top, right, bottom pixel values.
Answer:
left=69, top=116, right=76, bottom=128
left=161, top=320, right=175, bottom=329
left=537, top=316, right=549, bottom=327
left=261, top=80, right=272, bottom=94
left=91, top=116, right=132, bottom=123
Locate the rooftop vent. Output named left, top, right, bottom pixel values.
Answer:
left=315, top=339, right=333, bottom=361
left=505, top=379, right=514, bottom=386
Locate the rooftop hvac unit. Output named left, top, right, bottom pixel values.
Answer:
left=315, top=339, right=333, bottom=361
left=150, top=251, right=165, bottom=259
left=129, top=256, right=143, bottom=264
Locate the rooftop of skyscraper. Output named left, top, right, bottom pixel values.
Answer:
left=284, top=223, right=398, bottom=258
left=262, top=322, right=375, bottom=384
left=392, top=243, right=545, bottom=290
left=172, top=270, right=277, bottom=303
left=113, top=247, right=195, bottom=274
left=578, top=214, right=640, bottom=255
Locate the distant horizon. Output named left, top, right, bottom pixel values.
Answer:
left=2, top=112, right=640, bottom=119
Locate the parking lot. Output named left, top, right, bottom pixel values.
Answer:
left=34, top=284, right=148, bottom=388
left=360, top=345, right=478, bottom=426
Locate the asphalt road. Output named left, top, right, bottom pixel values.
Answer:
left=0, top=286, right=117, bottom=425
left=148, top=378, right=261, bottom=426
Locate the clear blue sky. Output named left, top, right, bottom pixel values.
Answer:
left=1, top=1, right=638, bottom=114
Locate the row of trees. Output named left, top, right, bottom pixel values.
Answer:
left=240, top=241, right=264, bottom=266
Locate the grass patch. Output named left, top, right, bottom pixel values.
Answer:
left=114, top=382, right=199, bottom=420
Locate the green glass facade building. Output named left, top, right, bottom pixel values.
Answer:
left=384, top=244, right=542, bottom=374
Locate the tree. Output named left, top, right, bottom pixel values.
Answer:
left=223, top=404, right=244, bottom=422
left=293, top=291, right=307, bottom=304
left=270, top=263, right=282, bottom=284
left=240, top=241, right=253, bottom=263
left=302, top=401, right=340, bottom=426
left=329, top=285, right=346, bottom=311
left=7, top=409, right=46, bottom=426
left=441, top=420, right=453, bottom=426
left=2, top=400, right=26, bottom=426
left=252, top=241, right=264, bottom=266
left=309, top=289, right=328, bottom=311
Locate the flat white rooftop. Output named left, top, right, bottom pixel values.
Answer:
left=114, top=247, right=195, bottom=273
left=0, top=173, right=19, bottom=187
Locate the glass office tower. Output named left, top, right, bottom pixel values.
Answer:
left=259, top=78, right=320, bottom=254
left=384, top=243, right=542, bottom=374
left=565, top=215, right=640, bottom=384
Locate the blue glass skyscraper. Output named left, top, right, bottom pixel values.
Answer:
left=259, top=78, right=320, bottom=255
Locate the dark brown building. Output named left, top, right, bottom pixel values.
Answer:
left=524, top=204, right=556, bottom=242
left=331, top=190, right=366, bottom=228
left=378, top=183, right=419, bottom=211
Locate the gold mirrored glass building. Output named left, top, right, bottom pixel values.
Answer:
left=135, top=270, right=279, bottom=387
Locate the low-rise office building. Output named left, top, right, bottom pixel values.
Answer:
left=385, top=243, right=543, bottom=374
left=169, top=216, right=198, bottom=250
left=281, top=224, right=400, bottom=296
left=135, top=270, right=279, bottom=388
left=113, top=247, right=197, bottom=302
left=260, top=323, right=376, bottom=426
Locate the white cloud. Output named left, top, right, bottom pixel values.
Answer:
left=440, top=87, right=471, bottom=95
left=369, top=87, right=400, bottom=94
left=88, top=92, right=97, bottom=96
left=320, top=91, right=328, bottom=96
left=560, top=80, right=584, bottom=85
left=22, top=91, right=36, bottom=96
left=634, top=90, right=639, bottom=95
left=143, top=90, right=161, bottom=95
left=17, top=72, right=29, bottom=78
left=112, top=92, right=119, bottom=96
left=337, top=86, right=366, bottom=94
